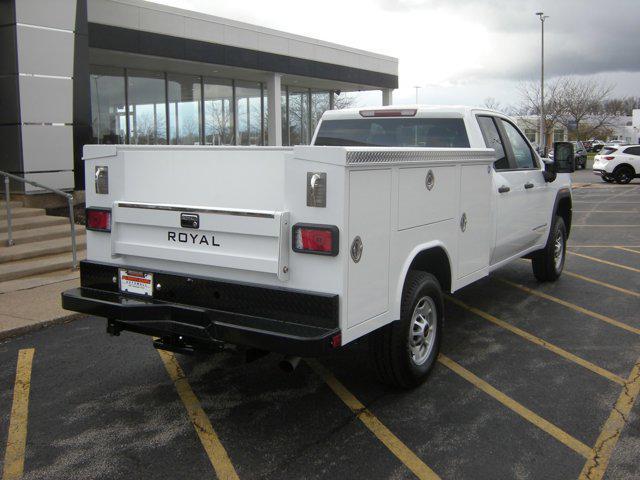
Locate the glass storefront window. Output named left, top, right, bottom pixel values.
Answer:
left=311, top=91, right=330, bottom=140
left=127, top=70, right=167, bottom=145
left=281, top=89, right=288, bottom=146
left=202, top=78, right=233, bottom=145
left=168, top=74, right=202, bottom=145
left=288, top=88, right=310, bottom=145
left=89, top=66, right=126, bottom=144
left=236, top=81, right=262, bottom=146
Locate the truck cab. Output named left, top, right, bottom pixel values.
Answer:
left=62, top=105, right=574, bottom=388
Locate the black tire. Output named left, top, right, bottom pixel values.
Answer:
left=614, top=166, right=634, bottom=184
left=369, top=271, right=443, bottom=389
left=531, top=216, right=567, bottom=282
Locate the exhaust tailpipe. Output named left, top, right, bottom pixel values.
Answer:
left=279, top=355, right=301, bottom=373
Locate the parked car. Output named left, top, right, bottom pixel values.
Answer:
left=62, top=105, right=574, bottom=388
left=571, top=141, right=588, bottom=169
left=590, top=140, right=604, bottom=152
left=593, top=145, right=640, bottom=184
left=548, top=140, right=587, bottom=169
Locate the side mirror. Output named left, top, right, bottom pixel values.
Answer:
left=553, top=141, right=575, bottom=174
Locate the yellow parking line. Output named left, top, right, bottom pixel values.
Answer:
left=438, top=355, right=592, bottom=459
left=563, top=270, right=640, bottom=299
left=306, top=359, right=440, bottom=480
left=157, top=350, right=240, bottom=480
left=614, top=246, right=640, bottom=255
left=497, top=278, right=640, bottom=336
left=578, top=358, right=640, bottom=480
left=446, top=296, right=625, bottom=385
left=2, top=349, right=35, bottom=480
left=568, top=251, right=640, bottom=274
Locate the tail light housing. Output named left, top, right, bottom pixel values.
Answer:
left=603, top=156, right=615, bottom=161
left=86, top=207, right=111, bottom=232
left=292, top=223, right=339, bottom=256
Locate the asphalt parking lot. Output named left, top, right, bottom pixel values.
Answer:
left=1, top=171, right=639, bottom=480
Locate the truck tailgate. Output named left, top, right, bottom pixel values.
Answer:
left=111, top=202, right=290, bottom=280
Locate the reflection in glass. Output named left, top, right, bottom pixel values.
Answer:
left=203, top=78, right=233, bottom=145
left=127, top=70, right=167, bottom=144
left=90, top=66, right=126, bottom=144
left=311, top=91, right=330, bottom=141
left=281, top=89, right=288, bottom=145
left=288, top=88, right=309, bottom=145
left=168, top=74, right=202, bottom=145
left=236, top=81, right=262, bottom=146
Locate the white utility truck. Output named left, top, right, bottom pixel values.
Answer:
left=62, top=106, right=575, bottom=388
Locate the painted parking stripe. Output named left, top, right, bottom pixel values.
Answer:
left=2, top=349, right=35, bottom=480
left=438, top=355, right=592, bottom=459
left=568, top=251, right=640, bottom=274
left=496, top=278, right=640, bottom=336
left=571, top=225, right=640, bottom=227
left=563, top=270, right=640, bottom=299
left=573, top=210, right=639, bottom=213
left=446, top=296, right=626, bottom=385
left=567, top=245, right=640, bottom=248
left=158, top=350, right=240, bottom=480
left=578, top=358, right=640, bottom=480
left=614, top=246, right=640, bottom=255
left=306, top=359, right=441, bottom=480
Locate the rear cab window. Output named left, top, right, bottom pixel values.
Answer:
left=476, top=116, right=509, bottom=170
left=313, top=118, right=470, bottom=148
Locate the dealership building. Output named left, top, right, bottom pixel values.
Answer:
left=1, top=0, right=398, bottom=195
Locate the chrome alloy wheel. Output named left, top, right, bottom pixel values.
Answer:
left=553, top=229, right=564, bottom=271
left=409, top=296, right=437, bottom=366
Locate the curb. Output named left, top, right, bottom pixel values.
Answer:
left=0, top=313, right=87, bottom=342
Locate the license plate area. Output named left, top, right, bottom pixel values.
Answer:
left=119, top=269, right=153, bottom=297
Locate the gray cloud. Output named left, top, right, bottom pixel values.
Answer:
left=379, top=0, right=640, bottom=80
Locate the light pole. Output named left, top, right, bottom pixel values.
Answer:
left=536, top=11, right=549, bottom=154
left=414, top=86, right=421, bottom=104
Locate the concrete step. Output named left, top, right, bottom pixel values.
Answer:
left=0, top=201, right=24, bottom=209
left=0, top=224, right=86, bottom=245
left=0, top=235, right=86, bottom=262
left=0, top=214, right=68, bottom=233
left=0, top=251, right=86, bottom=282
left=0, top=207, right=46, bottom=220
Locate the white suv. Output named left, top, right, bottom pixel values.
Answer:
left=593, top=145, right=640, bottom=184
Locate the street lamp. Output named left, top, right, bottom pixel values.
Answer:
left=414, top=86, right=421, bottom=104
left=536, top=11, right=549, bottom=154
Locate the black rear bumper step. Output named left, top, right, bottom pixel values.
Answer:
left=62, top=287, right=340, bottom=357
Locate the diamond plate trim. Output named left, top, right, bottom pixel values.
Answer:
left=345, top=150, right=495, bottom=165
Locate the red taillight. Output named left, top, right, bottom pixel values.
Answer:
left=603, top=156, right=615, bottom=161
left=331, top=333, right=342, bottom=348
left=359, top=109, right=417, bottom=117
left=86, top=208, right=111, bottom=232
left=292, top=224, right=339, bottom=256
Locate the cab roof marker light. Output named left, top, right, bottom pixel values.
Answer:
left=359, top=109, right=417, bottom=118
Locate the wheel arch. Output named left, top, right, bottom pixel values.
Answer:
left=553, top=188, right=572, bottom=239
left=612, top=163, right=636, bottom=175
left=396, top=243, right=453, bottom=312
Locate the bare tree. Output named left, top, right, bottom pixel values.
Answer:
left=516, top=79, right=565, bottom=147
left=483, top=97, right=502, bottom=112
left=557, top=78, right=614, bottom=140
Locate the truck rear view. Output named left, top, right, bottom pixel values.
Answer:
left=62, top=106, right=543, bottom=388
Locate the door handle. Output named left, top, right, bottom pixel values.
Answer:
left=524, top=182, right=534, bottom=189
left=498, top=185, right=510, bottom=193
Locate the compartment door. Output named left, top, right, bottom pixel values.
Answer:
left=347, top=169, right=391, bottom=328
left=457, top=165, right=492, bottom=278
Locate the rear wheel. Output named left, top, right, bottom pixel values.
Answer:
left=369, top=271, right=442, bottom=389
left=531, top=216, right=566, bottom=282
left=615, top=166, right=634, bottom=184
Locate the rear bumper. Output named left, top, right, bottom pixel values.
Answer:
left=62, top=261, right=340, bottom=356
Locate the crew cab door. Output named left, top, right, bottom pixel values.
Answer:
left=477, top=116, right=546, bottom=265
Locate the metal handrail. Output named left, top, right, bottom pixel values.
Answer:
left=1, top=170, right=77, bottom=269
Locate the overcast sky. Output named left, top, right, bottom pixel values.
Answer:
left=154, top=0, right=640, bottom=108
